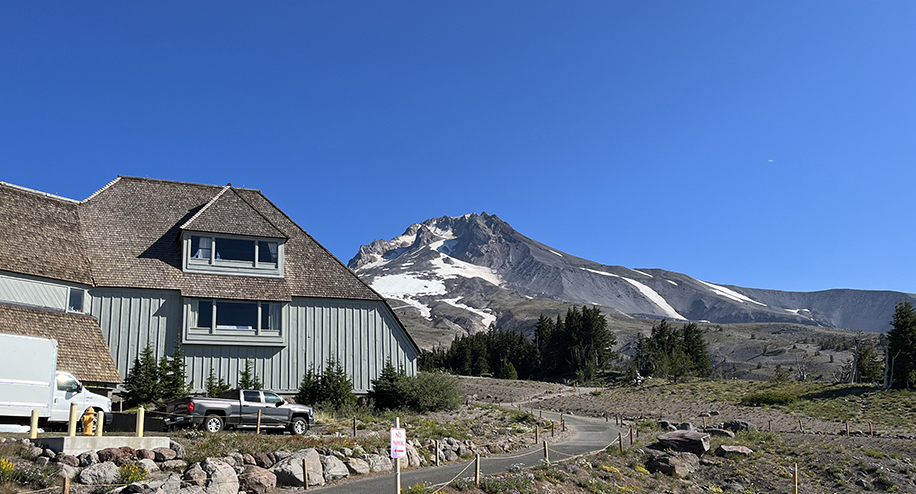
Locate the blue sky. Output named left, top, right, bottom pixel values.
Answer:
left=2, top=2, right=914, bottom=293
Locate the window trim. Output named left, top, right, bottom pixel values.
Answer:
left=67, top=288, right=86, bottom=314
left=182, top=298, right=287, bottom=347
left=181, top=231, right=285, bottom=278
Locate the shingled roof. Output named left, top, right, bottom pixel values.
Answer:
left=0, top=303, right=122, bottom=384
left=78, top=176, right=382, bottom=302
left=0, top=182, right=93, bottom=285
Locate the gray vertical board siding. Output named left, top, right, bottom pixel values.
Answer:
left=0, top=272, right=72, bottom=311
left=89, top=288, right=182, bottom=380
left=183, top=298, right=417, bottom=394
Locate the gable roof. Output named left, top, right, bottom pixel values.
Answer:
left=180, top=185, right=286, bottom=239
left=78, top=176, right=382, bottom=302
left=0, top=303, right=122, bottom=384
left=0, top=182, right=93, bottom=285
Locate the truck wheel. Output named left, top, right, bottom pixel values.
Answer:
left=202, top=415, right=224, bottom=433
left=288, top=417, right=309, bottom=435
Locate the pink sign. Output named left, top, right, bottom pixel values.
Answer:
left=390, top=427, right=406, bottom=458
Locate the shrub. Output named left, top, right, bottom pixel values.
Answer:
left=118, top=463, right=148, bottom=484
left=400, top=371, right=463, bottom=412
left=11, top=466, right=57, bottom=488
left=740, top=391, right=798, bottom=406
left=368, top=359, right=407, bottom=411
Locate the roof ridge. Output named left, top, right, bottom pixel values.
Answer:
left=0, top=181, right=79, bottom=204
left=116, top=175, right=262, bottom=191
left=81, top=177, right=121, bottom=203
left=179, top=184, right=231, bottom=230
left=230, top=188, right=288, bottom=238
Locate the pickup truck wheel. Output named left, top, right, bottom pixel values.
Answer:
left=202, top=415, right=224, bottom=433
left=289, top=417, right=309, bottom=435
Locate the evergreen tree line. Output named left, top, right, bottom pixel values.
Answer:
left=123, top=344, right=191, bottom=407
left=887, top=300, right=916, bottom=388
left=419, top=305, right=617, bottom=382
left=632, top=320, right=712, bottom=382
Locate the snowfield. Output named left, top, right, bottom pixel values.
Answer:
left=699, top=280, right=767, bottom=307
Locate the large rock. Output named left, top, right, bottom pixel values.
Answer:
left=239, top=466, right=276, bottom=494
left=200, top=458, right=238, bottom=494
left=405, top=443, right=422, bottom=467
left=183, top=463, right=208, bottom=487
left=138, top=458, right=160, bottom=473
left=367, top=454, right=393, bottom=472
left=347, top=458, right=371, bottom=475
left=154, top=447, right=178, bottom=461
left=647, top=452, right=700, bottom=477
left=320, top=455, right=349, bottom=481
left=657, top=431, right=710, bottom=456
left=79, top=461, right=120, bottom=485
left=146, top=473, right=182, bottom=494
left=269, top=448, right=324, bottom=487
left=56, top=464, right=79, bottom=480
left=715, top=445, right=753, bottom=458
left=170, top=440, right=186, bottom=459
left=98, top=447, right=134, bottom=464
left=704, top=428, right=735, bottom=438
left=159, top=460, right=188, bottom=471
left=78, top=451, right=99, bottom=467
left=723, top=420, right=757, bottom=432
left=252, top=452, right=274, bottom=468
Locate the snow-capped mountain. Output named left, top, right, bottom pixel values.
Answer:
left=349, top=213, right=916, bottom=344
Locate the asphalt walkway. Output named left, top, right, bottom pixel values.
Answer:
left=305, top=409, right=623, bottom=493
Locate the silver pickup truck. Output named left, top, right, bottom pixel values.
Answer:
left=164, top=389, right=313, bottom=435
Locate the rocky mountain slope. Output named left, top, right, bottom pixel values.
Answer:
left=348, top=213, right=915, bottom=347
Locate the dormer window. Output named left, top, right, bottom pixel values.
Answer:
left=183, top=232, right=284, bottom=278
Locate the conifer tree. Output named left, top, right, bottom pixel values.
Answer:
left=124, top=345, right=160, bottom=406
left=239, top=359, right=263, bottom=389
left=368, top=359, right=406, bottom=410
left=681, top=322, right=712, bottom=378
left=159, top=341, right=191, bottom=401
left=887, top=300, right=916, bottom=388
left=205, top=369, right=231, bottom=397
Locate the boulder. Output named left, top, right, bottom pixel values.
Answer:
left=239, top=466, right=276, bottom=494
left=367, top=454, right=393, bottom=472
left=647, top=452, right=700, bottom=477
left=56, top=463, right=79, bottom=480
left=170, top=440, right=186, bottom=459
left=201, top=458, right=238, bottom=494
left=159, top=460, right=188, bottom=471
left=657, top=420, right=678, bottom=431
left=146, top=473, right=183, bottom=494
left=723, top=420, right=757, bottom=432
left=98, top=447, right=136, bottom=465
left=178, top=487, right=207, bottom=494
left=138, top=458, right=160, bottom=473
left=269, top=448, right=324, bottom=487
left=56, top=454, right=80, bottom=467
left=704, top=428, right=735, bottom=438
left=320, top=455, right=349, bottom=481
left=35, top=457, right=49, bottom=467
left=347, top=458, right=371, bottom=475
left=154, top=447, right=178, bottom=461
left=79, top=461, right=121, bottom=485
left=242, top=454, right=256, bottom=465
left=253, top=452, right=274, bottom=468
left=677, top=422, right=696, bottom=431
left=657, top=431, right=710, bottom=456
left=183, top=463, right=208, bottom=487
left=137, top=449, right=156, bottom=460
left=715, top=445, right=753, bottom=458
left=78, top=451, right=99, bottom=467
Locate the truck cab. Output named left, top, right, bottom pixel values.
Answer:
left=49, top=371, right=112, bottom=425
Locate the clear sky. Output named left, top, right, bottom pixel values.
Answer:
left=2, top=2, right=914, bottom=294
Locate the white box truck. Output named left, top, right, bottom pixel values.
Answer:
left=0, top=332, right=111, bottom=429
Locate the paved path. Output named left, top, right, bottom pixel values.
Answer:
left=305, top=410, right=623, bottom=493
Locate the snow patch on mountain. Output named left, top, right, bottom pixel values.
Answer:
left=580, top=268, right=684, bottom=320
left=549, top=249, right=563, bottom=257
left=441, top=298, right=497, bottom=327
left=699, top=280, right=767, bottom=307
left=666, top=280, right=678, bottom=286
left=631, top=269, right=653, bottom=278
left=370, top=274, right=447, bottom=318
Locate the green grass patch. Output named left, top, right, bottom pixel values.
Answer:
left=740, top=391, right=798, bottom=406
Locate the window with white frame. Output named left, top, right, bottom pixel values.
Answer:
left=184, top=298, right=285, bottom=346
left=67, top=288, right=85, bottom=313
left=183, top=232, right=284, bottom=278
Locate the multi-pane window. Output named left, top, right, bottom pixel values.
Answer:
left=183, top=232, right=283, bottom=278
left=190, top=299, right=279, bottom=333
left=67, top=288, right=85, bottom=313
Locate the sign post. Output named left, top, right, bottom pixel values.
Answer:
left=391, top=418, right=406, bottom=493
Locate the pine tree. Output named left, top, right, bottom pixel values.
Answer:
left=681, top=322, right=712, bottom=378
left=239, top=359, right=263, bottom=389
left=887, top=300, right=916, bottom=388
left=501, top=361, right=518, bottom=380
left=159, top=341, right=191, bottom=401
left=205, top=369, right=231, bottom=397
left=856, top=345, right=884, bottom=383
left=124, top=345, right=161, bottom=406
left=296, top=366, right=321, bottom=405
left=318, top=358, right=356, bottom=411
left=369, top=359, right=406, bottom=410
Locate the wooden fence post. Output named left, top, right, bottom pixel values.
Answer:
left=303, top=458, right=308, bottom=490
left=475, top=454, right=481, bottom=486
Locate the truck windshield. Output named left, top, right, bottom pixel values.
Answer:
left=56, top=372, right=80, bottom=392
